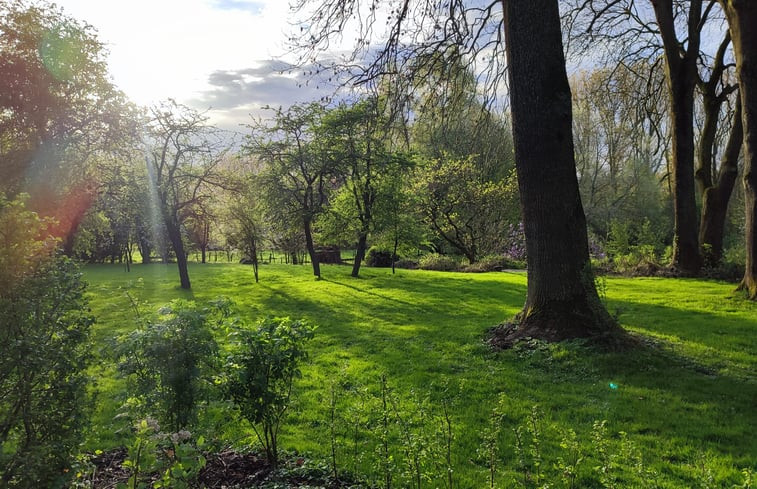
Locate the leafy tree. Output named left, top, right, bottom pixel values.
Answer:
left=369, top=167, right=427, bottom=273
left=144, top=100, right=230, bottom=289
left=75, top=152, right=155, bottom=268
left=317, top=98, right=411, bottom=277
left=247, top=103, right=332, bottom=278
left=226, top=175, right=266, bottom=282
left=0, top=194, right=94, bottom=487
left=415, top=155, right=515, bottom=264
left=0, top=0, right=137, bottom=252
left=186, top=203, right=215, bottom=264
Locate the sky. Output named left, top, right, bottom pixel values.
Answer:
left=54, top=0, right=333, bottom=131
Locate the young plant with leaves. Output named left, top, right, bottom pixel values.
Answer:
left=223, top=317, right=315, bottom=468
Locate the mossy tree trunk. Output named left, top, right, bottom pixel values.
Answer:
left=500, top=0, right=619, bottom=342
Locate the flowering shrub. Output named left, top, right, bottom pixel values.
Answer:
left=505, top=222, right=527, bottom=261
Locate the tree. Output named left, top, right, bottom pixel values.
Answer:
left=145, top=100, right=229, bottom=289
left=226, top=176, right=266, bottom=283
left=415, top=155, right=514, bottom=264
left=566, top=0, right=736, bottom=275
left=187, top=203, right=214, bottom=264
left=370, top=169, right=426, bottom=273
left=318, top=98, right=409, bottom=277
left=571, top=65, right=672, bottom=242
left=0, top=195, right=94, bottom=487
left=248, top=103, right=332, bottom=279
left=294, top=0, right=619, bottom=341
left=0, top=0, right=136, bottom=250
left=719, top=0, right=757, bottom=298
left=693, top=26, right=741, bottom=266
left=500, top=0, right=618, bottom=341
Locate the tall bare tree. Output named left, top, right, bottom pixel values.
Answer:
left=719, top=0, right=757, bottom=298
left=695, top=28, right=741, bottom=266
left=567, top=0, right=737, bottom=275
left=294, top=0, right=620, bottom=341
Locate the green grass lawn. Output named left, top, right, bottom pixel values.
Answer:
left=82, top=262, right=757, bottom=487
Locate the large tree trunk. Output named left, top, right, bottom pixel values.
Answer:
left=304, top=218, right=321, bottom=278
left=352, top=232, right=368, bottom=277
left=499, top=0, right=619, bottom=343
left=721, top=0, right=757, bottom=298
left=653, top=0, right=703, bottom=275
left=699, top=100, right=743, bottom=265
left=166, top=218, right=191, bottom=289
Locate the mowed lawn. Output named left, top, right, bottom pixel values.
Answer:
left=83, top=262, right=757, bottom=487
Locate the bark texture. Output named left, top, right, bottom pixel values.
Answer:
left=304, top=218, right=321, bottom=278
left=699, top=100, right=742, bottom=265
left=166, top=217, right=191, bottom=290
left=721, top=0, right=757, bottom=298
left=652, top=0, right=703, bottom=275
left=500, top=0, right=619, bottom=343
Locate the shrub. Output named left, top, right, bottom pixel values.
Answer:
left=116, top=299, right=226, bottom=432
left=224, top=317, right=315, bottom=468
left=462, top=254, right=524, bottom=273
left=0, top=196, right=94, bottom=488
left=504, top=222, right=527, bottom=261
left=366, top=247, right=399, bottom=268
left=394, top=258, right=419, bottom=269
left=418, top=253, right=460, bottom=271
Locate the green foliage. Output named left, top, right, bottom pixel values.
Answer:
left=414, top=156, right=517, bottom=263
left=365, top=246, right=399, bottom=268
left=417, top=253, right=460, bottom=271
left=605, top=218, right=668, bottom=274
left=73, top=209, right=115, bottom=261
left=0, top=196, right=94, bottom=488
left=462, top=254, right=524, bottom=273
left=120, top=418, right=160, bottom=489
left=83, top=263, right=757, bottom=487
left=0, top=1, right=132, bottom=192
left=116, top=300, right=225, bottom=432
left=224, top=317, right=315, bottom=467
left=117, top=418, right=207, bottom=489
left=153, top=432, right=207, bottom=489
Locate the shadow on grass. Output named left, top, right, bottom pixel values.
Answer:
left=84, top=264, right=757, bottom=473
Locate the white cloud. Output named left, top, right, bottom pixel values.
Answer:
left=56, top=0, right=294, bottom=110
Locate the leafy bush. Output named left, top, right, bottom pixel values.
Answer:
left=463, top=254, right=524, bottom=273
left=418, top=253, right=460, bottom=271
left=365, top=246, right=399, bottom=268
left=394, top=258, right=419, bottom=269
left=224, top=317, right=315, bottom=468
left=116, top=299, right=226, bottom=431
left=0, top=196, right=94, bottom=488
left=118, top=417, right=207, bottom=489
